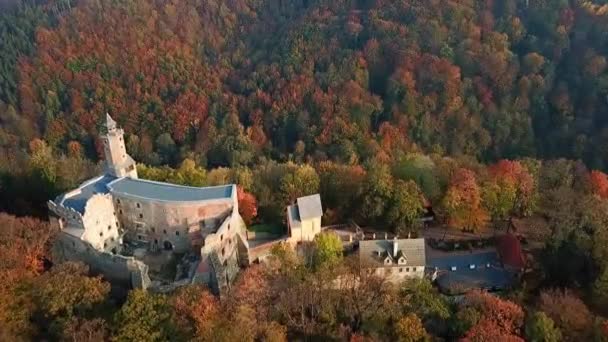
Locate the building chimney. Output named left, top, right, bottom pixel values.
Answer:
left=393, top=237, right=398, bottom=258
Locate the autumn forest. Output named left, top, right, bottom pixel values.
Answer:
left=2, top=0, right=608, bottom=340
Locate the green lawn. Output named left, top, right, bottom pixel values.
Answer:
left=248, top=223, right=285, bottom=235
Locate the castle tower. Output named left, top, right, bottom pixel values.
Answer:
left=102, top=114, right=138, bottom=178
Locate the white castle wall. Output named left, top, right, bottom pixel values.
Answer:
left=81, top=194, right=121, bottom=251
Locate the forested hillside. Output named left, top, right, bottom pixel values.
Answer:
left=4, top=0, right=608, bottom=340
left=3, top=0, right=608, bottom=170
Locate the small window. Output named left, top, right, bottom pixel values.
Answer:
left=138, top=235, right=142, bottom=240
left=99, top=232, right=103, bottom=237
left=108, top=225, right=111, bottom=231
left=175, top=231, right=180, bottom=236
left=151, top=227, right=155, bottom=233
left=412, top=267, right=417, bottom=272
left=119, top=209, right=123, bottom=214
left=469, top=264, right=476, bottom=270
left=117, top=199, right=121, bottom=204
left=72, top=241, right=75, bottom=247
left=228, top=224, right=231, bottom=230
left=103, top=242, right=107, bottom=248
left=221, top=247, right=225, bottom=256
left=139, top=213, right=143, bottom=219
left=136, top=203, right=140, bottom=208
left=228, top=238, right=232, bottom=245
left=451, top=266, right=457, bottom=271
left=399, top=268, right=403, bottom=273
left=221, top=234, right=224, bottom=241
left=110, top=237, right=115, bottom=242
left=163, top=229, right=167, bottom=234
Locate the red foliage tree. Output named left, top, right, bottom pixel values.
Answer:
left=237, top=186, right=258, bottom=225
left=462, top=290, right=524, bottom=339
left=462, top=318, right=524, bottom=342
left=590, top=170, right=608, bottom=199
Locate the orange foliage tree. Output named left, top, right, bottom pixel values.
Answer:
left=538, top=289, right=593, bottom=340
left=441, top=168, right=488, bottom=232
left=484, top=159, right=536, bottom=219
left=171, top=285, right=220, bottom=338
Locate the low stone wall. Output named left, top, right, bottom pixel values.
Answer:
left=246, top=237, right=289, bottom=263
left=52, top=232, right=151, bottom=289
left=246, top=230, right=283, bottom=241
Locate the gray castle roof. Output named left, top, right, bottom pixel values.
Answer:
left=56, top=176, right=234, bottom=214
left=107, top=178, right=233, bottom=202
left=56, top=174, right=116, bottom=213
left=359, top=238, right=426, bottom=268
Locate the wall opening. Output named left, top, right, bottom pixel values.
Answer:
left=163, top=241, right=173, bottom=251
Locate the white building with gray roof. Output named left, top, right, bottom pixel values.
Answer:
left=359, top=238, right=426, bottom=282
left=287, top=194, right=323, bottom=243
left=48, top=114, right=249, bottom=293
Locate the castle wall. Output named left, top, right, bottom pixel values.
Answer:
left=48, top=200, right=85, bottom=231
left=81, top=194, right=121, bottom=251
left=52, top=232, right=151, bottom=289
left=113, top=194, right=233, bottom=253
left=200, top=209, right=246, bottom=264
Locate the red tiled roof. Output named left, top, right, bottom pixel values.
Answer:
left=497, top=234, right=525, bottom=269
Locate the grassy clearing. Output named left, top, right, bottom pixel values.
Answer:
left=248, top=223, right=285, bottom=235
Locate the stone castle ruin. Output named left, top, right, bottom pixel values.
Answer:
left=48, top=115, right=250, bottom=293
